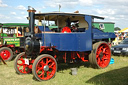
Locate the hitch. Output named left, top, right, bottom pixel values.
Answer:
left=0, top=56, right=7, bottom=65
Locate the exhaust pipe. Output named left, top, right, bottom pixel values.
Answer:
left=27, top=6, right=36, bottom=37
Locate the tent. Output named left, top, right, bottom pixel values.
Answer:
left=118, top=27, right=128, bottom=32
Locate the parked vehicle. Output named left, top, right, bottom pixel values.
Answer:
left=14, top=6, right=116, bottom=81
left=111, top=38, right=128, bottom=55
left=0, top=23, right=29, bottom=61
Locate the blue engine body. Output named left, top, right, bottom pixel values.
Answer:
left=35, top=15, right=116, bottom=52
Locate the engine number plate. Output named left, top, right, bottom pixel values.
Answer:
left=25, top=59, right=29, bottom=65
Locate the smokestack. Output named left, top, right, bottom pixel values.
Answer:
left=27, top=6, right=36, bottom=36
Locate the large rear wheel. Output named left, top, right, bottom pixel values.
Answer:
left=89, top=42, right=111, bottom=69
left=0, top=47, right=13, bottom=61
left=32, top=54, right=57, bottom=81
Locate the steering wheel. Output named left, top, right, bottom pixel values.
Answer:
left=61, top=27, right=71, bottom=33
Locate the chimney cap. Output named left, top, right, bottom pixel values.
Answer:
left=28, top=6, right=35, bottom=10
left=27, top=6, right=36, bottom=12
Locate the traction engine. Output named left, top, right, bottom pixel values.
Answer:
left=14, top=6, right=116, bottom=81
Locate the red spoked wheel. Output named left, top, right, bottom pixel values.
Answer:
left=89, top=42, right=111, bottom=69
left=32, top=54, right=57, bottom=81
left=61, top=26, right=71, bottom=33
left=14, top=52, right=32, bottom=74
left=0, top=47, right=13, bottom=61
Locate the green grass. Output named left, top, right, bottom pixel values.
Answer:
left=0, top=56, right=128, bottom=85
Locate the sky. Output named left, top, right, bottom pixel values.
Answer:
left=0, top=0, right=128, bottom=29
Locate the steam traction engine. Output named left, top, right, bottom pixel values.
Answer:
left=14, top=6, right=116, bottom=81
left=0, top=23, right=28, bottom=61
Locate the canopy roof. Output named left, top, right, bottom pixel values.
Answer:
left=1, top=23, right=29, bottom=28
left=93, top=22, right=115, bottom=24
left=35, top=12, right=104, bottom=20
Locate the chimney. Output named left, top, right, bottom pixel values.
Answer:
left=27, top=6, right=36, bottom=36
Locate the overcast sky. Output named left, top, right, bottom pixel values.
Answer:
left=0, top=0, right=128, bottom=29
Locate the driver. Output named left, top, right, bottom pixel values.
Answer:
left=71, top=21, right=79, bottom=32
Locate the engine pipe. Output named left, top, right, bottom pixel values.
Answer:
left=27, top=6, right=36, bottom=37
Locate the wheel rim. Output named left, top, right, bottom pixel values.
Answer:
left=16, top=54, right=31, bottom=74
left=36, top=57, right=57, bottom=80
left=0, top=50, right=11, bottom=60
left=96, top=43, right=111, bottom=68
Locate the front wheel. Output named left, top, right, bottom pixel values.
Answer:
left=89, top=42, right=111, bottom=69
left=32, top=54, right=57, bottom=81
left=0, top=47, right=13, bottom=61
left=14, top=52, right=32, bottom=74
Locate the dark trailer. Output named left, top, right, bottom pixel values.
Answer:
left=14, top=6, right=116, bottom=81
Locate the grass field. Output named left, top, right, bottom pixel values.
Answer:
left=0, top=55, right=128, bottom=85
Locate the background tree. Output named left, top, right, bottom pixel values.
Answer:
left=114, top=27, right=121, bottom=31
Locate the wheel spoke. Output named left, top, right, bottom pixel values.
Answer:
left=99, top=46, right=103, bottom=51
left=40, top=60, right=46, bottom=65
left=103, top=48, right=110, bottom=55
left=47, top=71, right=51, bottom=75
left=38, top=70, right=45, bottom=78
left=100, top=60, right=105, bottom=67
left=101, top=62, right=105, bottom=67
left=19, top=57, right=24, bottom=62
left=36, top=67, right=43, bottom=73
left=96, top=54, right=99, bottom=58
left=103, top=48, right=106, bottom=53
left=97, top=57, right=100, bottom=65
left=17, top=65, right=22, bottom=70
left=97, top=49, right=101, bottom=54
left=49, top=62, right=55, bottom=69
left=46, top=59, right=52, bottom=65
left=102, top=59, right=104, bottom=64
left=104, top=52, right=109, bottom=55
left=22, top=65, right=26, bottom=72
left=46, top=58, right=48, bottom=63
left=46, top=71, right=51, bottom=78
left=103, top=56, right=109, bottom=60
